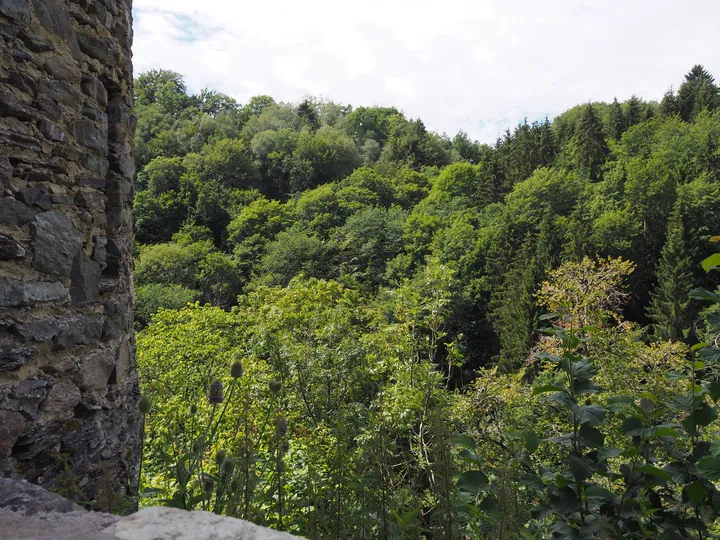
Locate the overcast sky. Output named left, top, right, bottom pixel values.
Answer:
left=132, top=0, right=720, bottom=142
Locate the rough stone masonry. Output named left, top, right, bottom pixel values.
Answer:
left=0, top=0, right=140, bottom=508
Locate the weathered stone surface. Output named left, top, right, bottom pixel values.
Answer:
left=0, top=0, right=30, bottom=25
left=31, top=211, right=84, bottom=276
left=0, top=0, right=138, bottom=508
left=75, top=349, right=115, bottom=391
left=0, top=155, right=12, bottom=180
left=0, top=198, right=36, bottom=227
left=0, top=479, right=82, bottom=515
left=14, top=318, right=60, bottom=342
left=77, top=33, right=116, bottom=65
left=73, top=119, right=108, bottom=154
left=55, top=313, right=103, bottom=348
left=40, top=380, right=81, bottom=417
left=38, top=119, right=66, bottom=142
left=70, top=252, right=101, bottom=305
left=16, top=186, right=52, bottom=210
left=0, top=279, right=69, bottom=307
left=0, top=345, right=37, bottom=372
left=0, top=480, right=302, bottom=540
left=44, top=56, right=81, bottom=83
left=0, top=235, right=27, bottom=260
left=7, top=70, right=37, bottom=96
left=0, top=411, right=25, bottom=457
left=10, top=379, right=49, bottom=418
left=82, top=154, right=109, bottom=176
left=108, top=507, right=301, bottom=540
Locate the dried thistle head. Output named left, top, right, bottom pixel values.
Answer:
left=231, top=361, right=244, bottom=379
left=275, top=416, right=288, bottom=437
left=209, top=379, right=224, bottom=404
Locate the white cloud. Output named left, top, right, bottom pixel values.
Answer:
left=132, top=0, right=720, bottom=142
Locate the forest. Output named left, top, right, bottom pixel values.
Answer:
left=135, top=65, right=720, bottom=538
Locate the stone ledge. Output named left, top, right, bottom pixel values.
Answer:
left=0, top=479, right=302, bottom=540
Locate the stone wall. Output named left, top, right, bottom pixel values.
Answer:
left=0, top=0, right=140, bottom=508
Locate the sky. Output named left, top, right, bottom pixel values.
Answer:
left=132, top=0, right=720, bottom=143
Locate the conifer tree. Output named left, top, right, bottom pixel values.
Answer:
left=678, top=64, right=720, bottom=121
left=570, top=103, right=609, bottom=181
left=647, top=199, right=694, bottom=341
left=491, top=242, right=538, bottom=372
left=660, top=88, right=679, bottom=118
left=606, top=98, right=625, bottom=140
left=625, top=95, right=643, bottom=129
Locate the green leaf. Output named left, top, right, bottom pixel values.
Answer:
left=576, top=405, right=606, bottom=427
left=692, top=361, right=706, bottom=370
left=647, top=425, right=683, bottom=438
left=569, top=452, right=595, bottom=481
left=701, top=253, right=720, bottom=272
left=520, top=473, right=545, bottom=491
left=697, top=456, right=720, bottom=480
left=636, top=464, right=672, bottom=482
left=597, top=447, right=622, bottom=463
left=621, top=416, right=644, bottom=437
left=710, top=439, right=720, bottom=457
left=451, top=433, right=477, bottom=451
left=575, top=379, right=602, bottom=395
left=585, top=484, right=618, bottom=502
left=549, top=486, right=582, bottom=515
left=689, top=288, right=720, bottom=303
left=708, top=312, right=720, bottom=329
left=533, top=383, right=567, bottom=395
left=457, top=470, right=489, bottom=492
left=699, top=346, right=720, bottom=363
left=684, top=481, right=709, bottom=504
left=535, top=352, right=561, bottom=362
left=578, top=424, right=605, bottom=448
left=539, top=312, right=560, bottom=321
left=709, top=382, right=720, bottom=402
left=524, top=429, right=541, bottom=454
left=606, top=395, right=634, bottom=412
left=140, top=487, right=165, bottom=498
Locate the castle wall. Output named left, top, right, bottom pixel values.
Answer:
left=0, top=0, right=140, bottom=507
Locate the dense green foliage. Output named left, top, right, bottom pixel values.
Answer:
left=135, top=66, right=720, bottom=537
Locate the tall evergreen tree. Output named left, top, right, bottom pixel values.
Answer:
left=607, top=98, right=625, bottom=140
left=678, top=64, right=720, bottom=121
left=660, top=88, right=679, bottom=118
left=535, top=117, right=558, bottom=167
left=491, top=242, right=538, bottom=372
left=625, top=95, right=643, bottom=129
left=570, top=103, right=609, bottom=181
left=647, top=199, right=694, bottom=341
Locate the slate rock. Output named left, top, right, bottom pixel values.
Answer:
left=7, top=69, right=37, bottom=96
left=0, top=279, right=69, bottom=307
left=0, top=87, right=33, bottom=121
left=0, top=411, right=25, bottom=457
left=16, top=186, right=52, bottom=210
left=0, top=198, right=35, bottom=227
left=38, top=79, right=82, bottom=107
left=14, top=317, right=60, bottom=342
left=0, top=478, right=81, bottom=515
left=77, top=33, right=115, bottom=65
left=38, top=119, right=66, bottom=142
left=0, top=235, right=26, bottom=260
left=73, top=120, right=107, bottom=154
left=0, top=155, right=12, bottom=180
left=18, top=30, right=54, bottom=52
left=0, top=0, right=30, bottom=25
left=0, top=344, right=36, bottom=372
left=91, top=236, right=107, bottom=263
left=10, top=379, right=49, bottom=417
left=40, top=380, right=81, bottom=417
left=31, top=0, right=81, bottom=58
left=70, top=252, right=101, bottom=305
left=31, top=211, right=84, bottom=276
left=81, top=154, right=109, bottom=176
left=75, top=349, right=115, bottom=391
left=54, top=313, right=103, bottom=348
left=43, top=56, right=81, bottom=83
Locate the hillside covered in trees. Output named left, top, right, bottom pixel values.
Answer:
left=135, top=66, right=720, bottom=538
